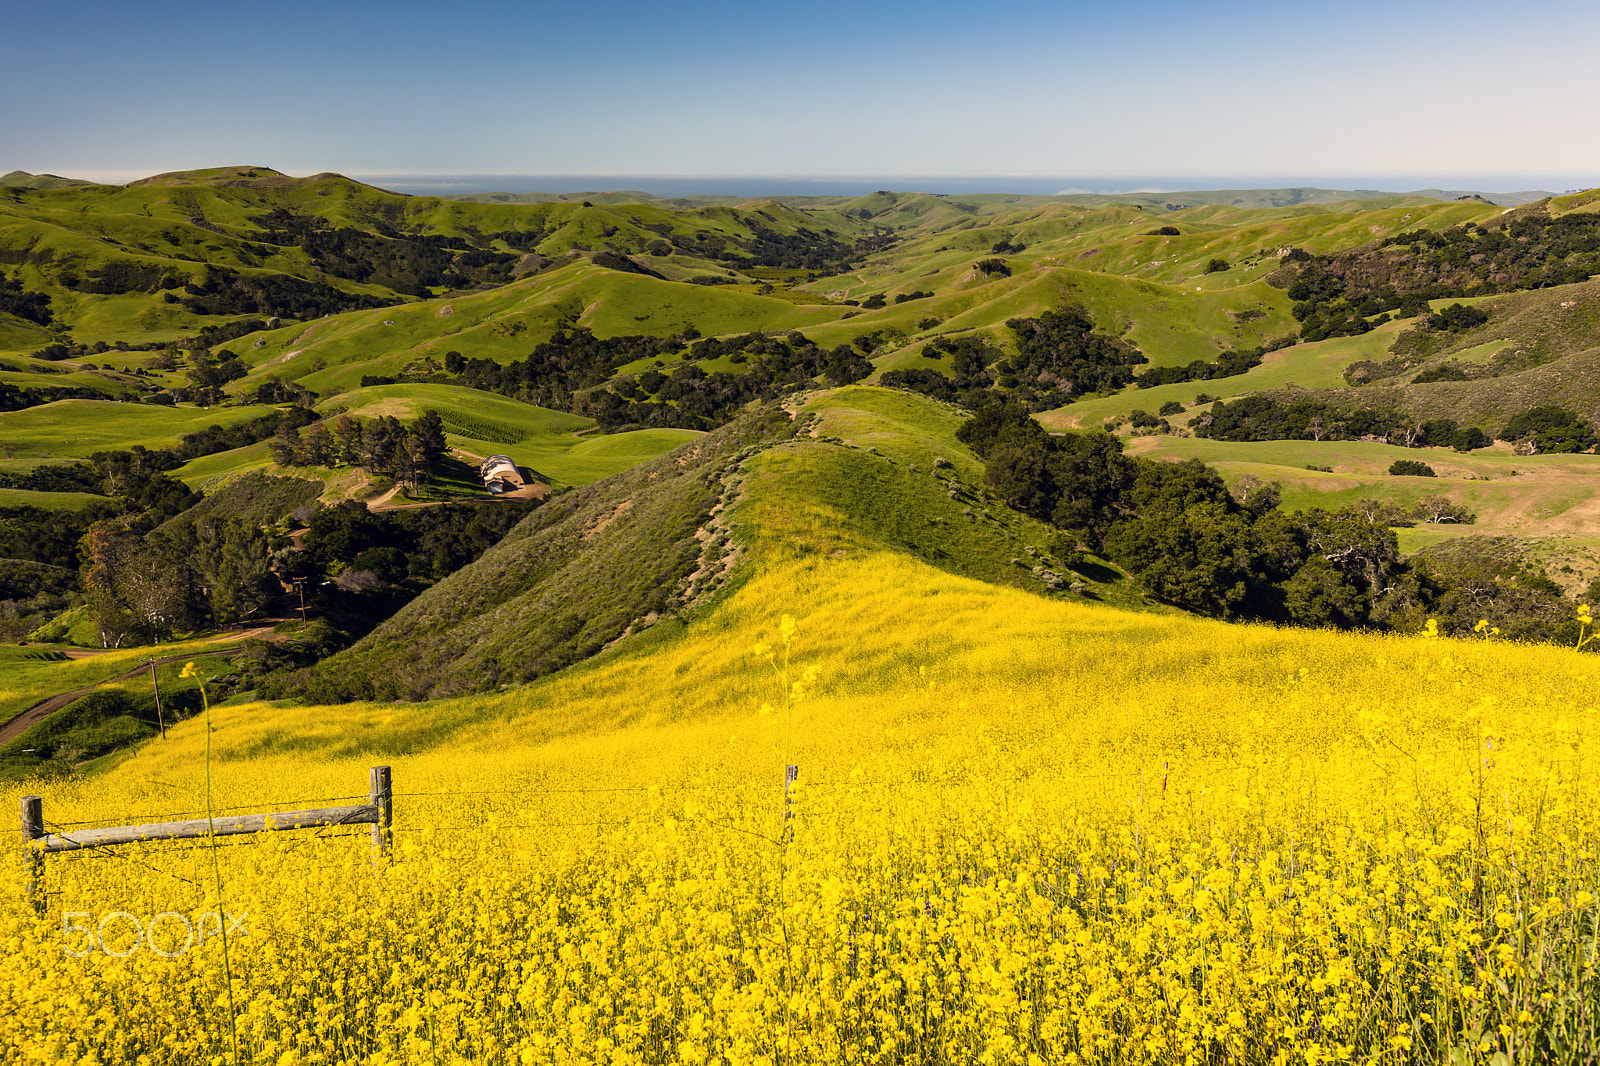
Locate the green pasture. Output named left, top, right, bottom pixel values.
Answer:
left=805, top=386, right=984, bottom=483
left=0, top=487, right=107, bottom=511
left=0, top=399, right=278, bottom=459
left=0, top=365, right=143, bottom=398
left=1127, top=435, right=1600, bottom=535
left=171, top=440, right=288, bottom=491
left=0, top=636, right=235, bottom=730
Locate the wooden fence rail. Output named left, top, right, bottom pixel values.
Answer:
left=20, top=766, right=391, bottom=911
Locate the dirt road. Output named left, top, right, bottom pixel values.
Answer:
left=0, top=624, right=286, bottom=746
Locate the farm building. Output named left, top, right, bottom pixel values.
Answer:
left=479, top=455, right=524, bottom=495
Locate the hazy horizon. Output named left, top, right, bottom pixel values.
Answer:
left=7, top=167, right=1592, bottom=201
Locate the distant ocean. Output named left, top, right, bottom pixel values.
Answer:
left=351, top=173, right=1583, bottom=199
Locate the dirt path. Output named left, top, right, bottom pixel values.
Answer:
left=366, top=484, right=503, bottom=512
left=0, top=624, right=288, bottom=745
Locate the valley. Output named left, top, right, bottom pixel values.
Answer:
left=5, top=167, right=1600, bottom=1063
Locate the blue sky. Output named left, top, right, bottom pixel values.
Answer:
left=5, top=0, right=1598, bottom=193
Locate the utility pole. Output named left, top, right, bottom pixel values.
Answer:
left=146, top=659, right=166, bottom=739
left=292, top=577, right=308, bottom=623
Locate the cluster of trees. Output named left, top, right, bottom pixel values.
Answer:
left=246, top=378, right=317, bottom=405
left=1411, top=363, right=1473, bottom=384
left=269, top=410, right=448, bottom=485
left=2, top=438, right=543, bottom=652
left=237, top=496, right=542, bottom=685
left=1380, top=493, right=1475, bottom=525
left=1413, top=536, right=1586, bottom=645
left=1426, top=302, right=1491, bottom=332
left=34, top=335, right=163, bottom=362
left=1192, top=396, right=1598, bottom=453
left=0, top=412, right=325, bottom=601
left=0, top=271, right=52, bottom=324
left=0, top=558, right=76, bottom=644
left=882, top=335, right=999, bottom=409
left=880, top=308, right=1145, bottom=413
left=250, top=208, right=525, bottom=296
left=0, top=456, right=203, bottom=643
left=1272, top=208, right=1600, bottom=340
left=1135, top=345, right=1268, bottom=388
left=1193, top=396, right=1492, bottom=451
left=1005, top=309, right=1148, bottom=401
left=735, top=220, right=893, bottom=272
left=62, top=260, right=182, bottom=296
left=455, top=326, right=689, bottom=410
left=68, top=475, right=539, bottom=650
left=194, top=316, right=273, bottom=347
left=0, top=381, right=107, bottom=411
left=449, top=326, right=872, bottom=431
left=293, top=498, right=540, bottom=586
left=83, top=410, right=322, bottom=487
left=1500, top=406, right=1598, bottom=453
left=648, top=218, right=891, bottom=273
left=0, top=462, right=103, bottom=494
left=591, top=334, right=872, bottom=431
left=11, top=327, right=267, bottom=411
left=179, top=265, right=396, bottom=319
left=959, top=405, right=1414, bottom=626
left=958, top=405, right=1572, bottom=640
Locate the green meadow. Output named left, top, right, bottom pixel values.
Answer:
left=0, top=399, right=277, bottom=460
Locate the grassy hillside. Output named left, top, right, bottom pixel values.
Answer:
left=0, top=168, right=873, bottom=352
left=227, top=263, right=853, bottom=397
left=0, top=399, right=277, bottom=459
left=268, top=389, right=1143, bottom=703
left=0, top=171, right=99, bottom=190
left=266, top=404, right=800, bottom=701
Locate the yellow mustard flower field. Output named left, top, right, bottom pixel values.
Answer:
left=5, top=553, right=1598, bottom=1064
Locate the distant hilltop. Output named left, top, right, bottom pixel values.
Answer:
left=0, top=167, right=1562, bottom=208
left=0, top=170, right=99, bottom=190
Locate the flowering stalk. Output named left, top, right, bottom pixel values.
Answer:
left=181, top=661, right=239, bottom=1065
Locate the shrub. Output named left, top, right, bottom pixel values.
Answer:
left=1389, top=459, right=1436, bottom=477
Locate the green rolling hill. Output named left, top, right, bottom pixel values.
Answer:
left=5, top=164, right=1600, bottom=687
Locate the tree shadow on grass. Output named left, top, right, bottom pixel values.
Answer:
left=1071, top=559, right=1121, bottom=584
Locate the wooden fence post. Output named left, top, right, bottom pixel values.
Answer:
left=148, top=661, right=166, bottom=739
left=370, top=765, right=392, bottom=866
left=21, top=795, right=43, bottom=917
left=783, top=764, right=799, bottom=843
